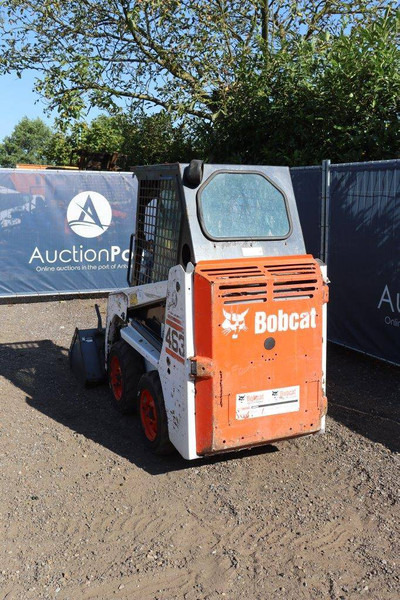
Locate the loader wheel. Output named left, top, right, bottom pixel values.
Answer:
left=108, top=340, right=144, bottom=414
left=137, top=371, right=174, bottom=455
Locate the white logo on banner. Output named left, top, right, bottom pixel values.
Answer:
left=378, top=284, right=400, bottom=328
left=67, top=191, right=112, bottom=238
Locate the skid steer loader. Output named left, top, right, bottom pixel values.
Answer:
left=70, top=161, right=328, bottom=459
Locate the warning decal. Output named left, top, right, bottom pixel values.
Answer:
left=236, top=385, right=300, bottom=420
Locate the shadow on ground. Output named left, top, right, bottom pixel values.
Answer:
left=0, top=339, right=278, bottom=475
left=327, top=343, right=399, bottom=452
left=0, top=339, right=398, bottom=475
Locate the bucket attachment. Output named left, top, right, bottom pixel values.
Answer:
left=69, top=304, right=106, bottom=386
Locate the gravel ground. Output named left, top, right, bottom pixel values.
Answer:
left=0, top=298, right=399, bottom=600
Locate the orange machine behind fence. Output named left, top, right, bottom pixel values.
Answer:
left=193, top=255, right=328, bottom=455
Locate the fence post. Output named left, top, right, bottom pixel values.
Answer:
left=320, top=159, right=331, bottom=265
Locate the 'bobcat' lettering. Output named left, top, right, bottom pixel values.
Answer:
left=255, top=308, right=317, bottom=334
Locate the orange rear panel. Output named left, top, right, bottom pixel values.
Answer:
left=193, top=255, right=328, bottom=455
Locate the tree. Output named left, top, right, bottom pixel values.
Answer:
left=43, top=131, right=74, bottom=166
left=0, top=1, right=392, bottom=124
left=0, top=117, right=53, bottom=167
left=119, top=112, right=195, bottom=165
left=44, top=112, right=195, bottom=167
left=199, top=10, right=400, bottom=164
left=43, top=116, right=126, bottom=166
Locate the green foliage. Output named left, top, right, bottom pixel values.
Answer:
left=0, top=117, right=53, bottom=167
left=44, top=116, right=127, bottom=165
left=42, top=112, right=195, bottom=167
left=0, top=0, right=393, bottom=123
left=73, top=117, right=126, bottom=154
left=317, top=11, right=400, bottom=163
left=43, top=131, right=74, bottom=166
left=203, top=10, right=400, bottom=164
left=119, top=113, right=195, bottom=165
left=0, top=2, right=398, bottom=164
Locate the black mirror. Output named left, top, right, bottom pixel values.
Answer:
left=183, top=159, right=204, bottom=188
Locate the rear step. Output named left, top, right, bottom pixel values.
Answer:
left=120, top=319, right=161, bottom=367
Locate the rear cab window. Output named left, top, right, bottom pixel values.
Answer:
left=198, top=172, right=291, bottom=240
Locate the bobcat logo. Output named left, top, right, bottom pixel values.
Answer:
left=222, top=309, right=249, bottom=340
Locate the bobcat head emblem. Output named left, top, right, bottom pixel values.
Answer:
left=222, top=308, right=249, bottom=339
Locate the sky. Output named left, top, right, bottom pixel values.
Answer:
left=0, top=70, right=107, bottom=142
left=0, top=71, right=56, bottom=141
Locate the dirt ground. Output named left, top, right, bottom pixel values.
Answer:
left=0, top=298, right=399, bottom=600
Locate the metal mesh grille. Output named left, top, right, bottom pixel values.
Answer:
left=133, top=177, right=182, bottom=285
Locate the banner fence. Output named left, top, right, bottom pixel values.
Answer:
left=1, top=161, right=398, bottom=365
left=291, top=159, right=399, bottom=365
left=0, top=169, right=136, bottom=297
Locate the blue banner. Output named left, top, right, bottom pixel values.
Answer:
left=0, top=169, right=137, bottom=296
left=292, top=160, right=399, bottom=366
left=327, top=161, right=399, bottom=365
left=290, top=165, right=322, bottom=259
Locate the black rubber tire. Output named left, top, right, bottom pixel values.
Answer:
left=108, top=340, right=144, bottom=414
left=137, top=371, right=175, bottom=455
